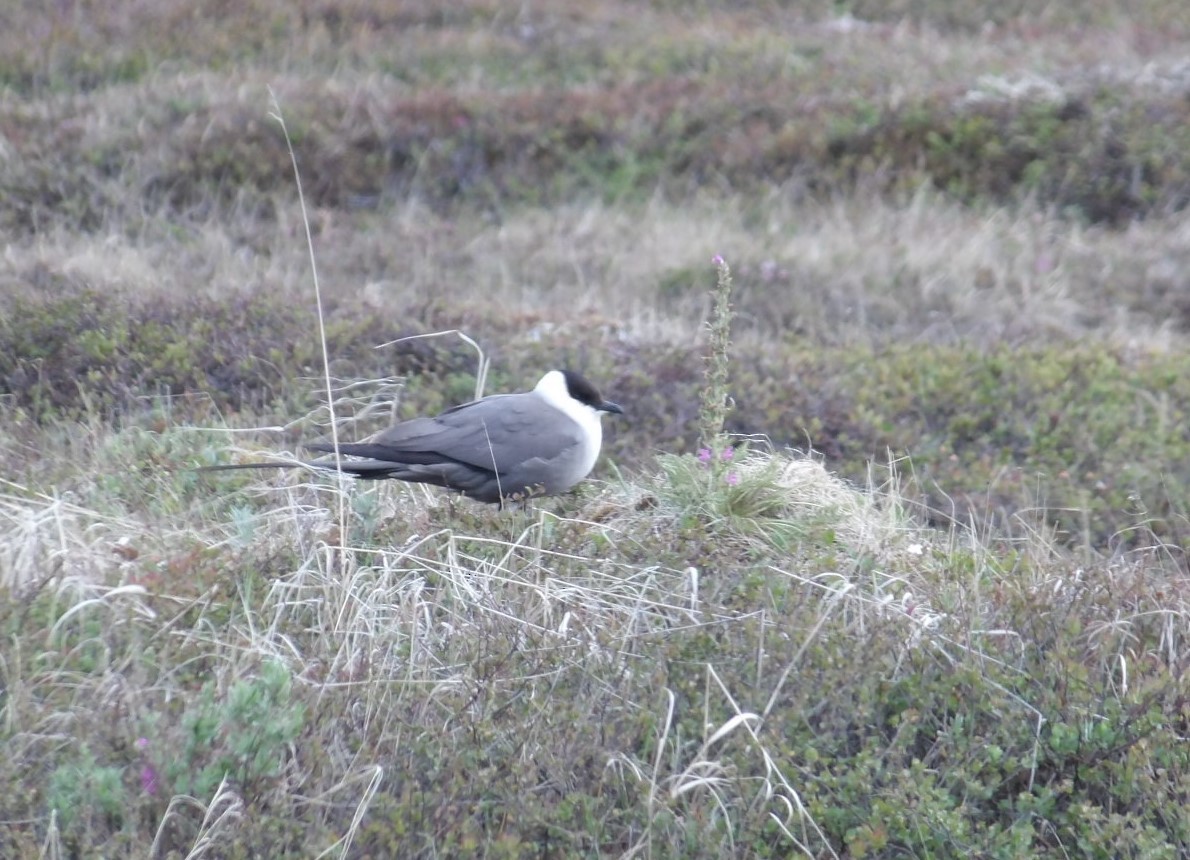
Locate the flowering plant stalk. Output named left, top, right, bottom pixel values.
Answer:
left=699, top=255, right=735, bottom=450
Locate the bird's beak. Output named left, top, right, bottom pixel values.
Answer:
left=599, top=400, right=624, bottom=416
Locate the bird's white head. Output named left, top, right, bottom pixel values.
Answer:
left=536, top=368, right=622, bottom=448
left=533, top=369, right=624, bottom=488
left=535, top=370, right=623, bottom=420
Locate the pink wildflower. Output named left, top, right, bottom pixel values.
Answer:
left=136, top=739, right=159, bottom=795
left=140, top=764, right=159, bottom=796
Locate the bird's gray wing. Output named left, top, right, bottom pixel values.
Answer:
left=306, top=393, right=581, bottom=477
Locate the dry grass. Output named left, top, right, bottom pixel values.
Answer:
left=3, top=419, right=1186, bottom=855
left=7, top=190, right=1190, bottom=356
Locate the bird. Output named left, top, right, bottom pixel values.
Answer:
left=200, top=369, right=624, bottom=505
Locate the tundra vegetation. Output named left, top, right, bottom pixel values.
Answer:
left=1, top=2, right=1188, bottom=857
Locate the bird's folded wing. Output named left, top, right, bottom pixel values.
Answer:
left=307, top=396, right=580, bottom=475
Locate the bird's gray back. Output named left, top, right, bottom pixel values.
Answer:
left=307, top=392, right=588, bottom=499
left=379, top=393, right=580, bottom=469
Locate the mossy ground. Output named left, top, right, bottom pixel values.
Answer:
left=2, top=2, right=1190, bottom=858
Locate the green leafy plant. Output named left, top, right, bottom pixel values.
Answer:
left=166, top=660, right=306, bottom=800
left=46, top=747, right=126, bottom=831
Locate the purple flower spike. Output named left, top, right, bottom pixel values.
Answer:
left=721, top=447, right=734, bottom=461
left=698, top=448, right=713, bottom=464
left=712, top=255, right=725, bottom=266
left=726, top=472, right=739, bottom=486
left=140, top=763, right=159, bottom=796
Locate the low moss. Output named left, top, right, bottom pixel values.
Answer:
left=6, top=70, right=1190, bottom=234
left=0, top=280, right=479, bottom=425
left=829, top=91, right=1190, bottom=225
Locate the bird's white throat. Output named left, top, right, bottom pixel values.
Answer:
left=534, top=370, right=604, bottom=475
